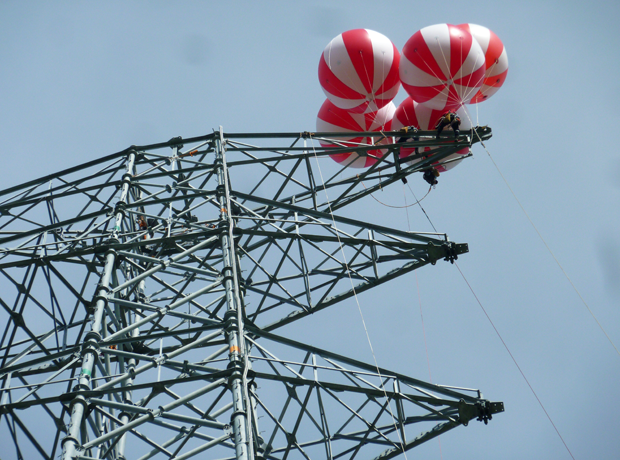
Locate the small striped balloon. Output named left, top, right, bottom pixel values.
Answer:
left=316, top=99, right=395, bottom=168
left=399, top=24, right=486, bottom=111
left=319, top=29, right=401, bottom=114
left=457, top=24, right=508, bottom=103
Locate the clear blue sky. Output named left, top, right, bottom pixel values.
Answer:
left=1, top=1, right=619, bottom=459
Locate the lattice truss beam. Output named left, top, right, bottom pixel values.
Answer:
left=0, top=128, right=501, bottom=460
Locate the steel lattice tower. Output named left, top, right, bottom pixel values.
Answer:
left=0, top=127, right=503, bottom=460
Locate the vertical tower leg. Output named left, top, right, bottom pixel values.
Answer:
left=215, top=130, right=252, bottom=460
left=61, top=151, right=137, bottom=460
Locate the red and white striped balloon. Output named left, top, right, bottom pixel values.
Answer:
left=319, top=29, right=400, bottom=114
left=399, top=24, right=485, bottom=111
left=316, top=99, right=395, bottom=168
left=457, top=23, right=508, bottom=103
left=392, top=97, right=471, bottom=173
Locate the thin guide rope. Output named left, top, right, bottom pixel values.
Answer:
left=455, top=262, right=576, bottom=460
left=308, top=135, right=409, bottom=459
left=465, top=113, right=620, bottom=359
left=404, top=184, right=443, bottom=459
left=417, top=121, right=577, bottom=459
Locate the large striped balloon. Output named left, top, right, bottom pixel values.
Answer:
left=392, top=97, right=471, bottom=173
left=457, top=24, right=508, bottom=103
left=319, top=29, right=400, bottom=114
left=400, top=24, right=485, bottom=111
left=316, top=99, right=395, bottom=168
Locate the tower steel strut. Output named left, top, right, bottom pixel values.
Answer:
left=0, top=127, right=502, bottom=460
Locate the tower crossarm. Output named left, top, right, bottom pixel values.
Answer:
left=0, top=128, right=501, bottom=460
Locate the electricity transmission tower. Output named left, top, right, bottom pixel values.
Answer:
left=0, top=127, right=503, bottom=460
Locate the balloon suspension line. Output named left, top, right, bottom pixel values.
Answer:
left=452, top=111, right=579, bottom=459
left=416, top=44, right=452, bottom=104
left=308, top=135, right=409, bottom=460
left=407, top=167, right=574, bottom=459
left=360, top=176, right=431, bottom=209
left=358, top=49, right=382, bottom=116
left=436, top=36, right=454, bottom=101
left=360, top=50, right=374, bottom=109
left=460, top=39, right=487, bottom=104
left=454, top=261, right=576, bottom=460
left=425, top=34, right=485, bottom=107
left=403, top=186, right=434, bottom=383
left=403, top=186, right=443, bottom=460
left=465, top=111, right=620, bottom=360
left=406, top=182, right=437, bottom=233
left=433, top=37, right=464, bottom=106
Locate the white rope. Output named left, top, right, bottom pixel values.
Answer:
left=307, top=136, right=409, bottom=459
left=462, top=110, right=620, bottom=359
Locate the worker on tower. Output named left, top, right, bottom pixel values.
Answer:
left=137, top=215, right=159, bottom=239
left=397, top=125, right=419, bottom=144
left=397, top=125, right=420, bottom=155
left=423, top=168, right=439, bottom=186
left=435, top=111, right=461, bottom=139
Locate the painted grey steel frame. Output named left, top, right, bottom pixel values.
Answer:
left=0, top=127, right=502, bottom=460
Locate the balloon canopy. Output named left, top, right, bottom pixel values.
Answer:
left=399, top=23, right=486, bottom=111
left=392, top=97, right=472, bottom=173
left=316, top=99, right=395, bottom=168
left=457, top=23, right=508, bottom=103
left=319, top=29, right=401, bottom=114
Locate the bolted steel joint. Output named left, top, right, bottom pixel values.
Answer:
left=114, top=201, right=127, bottom=218
left=229, top=409, right=247, bottom=424
left=83, top=331, right=102, bottom=346
left=221, top=265, right=234, bottom=283
left=121, top=172, right=133, bottom=184
left=157, top=305, right=170, bottom=319
left=223, top=310, right=239, bottom=330
left=226, top=360, right=244, bottom=376
left=92, top=294, right=109, bottom=311
left=60, top=434, right=81, bottom=450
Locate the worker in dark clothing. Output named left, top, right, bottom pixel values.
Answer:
left=138, top=215, right=148, bottom=231
left=137, top=215, right=159, bottom=239
left=397, top=125, right=419, bottom=143
left=397, top=125, right=420, bottom=155
left=435, top=111, right=461, bottom=139
left=423, top=168, right=439, bottom=186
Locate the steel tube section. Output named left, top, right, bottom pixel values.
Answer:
left=250, top=370, right=458, bottom=420
left=0, top=127, right=489, bottom=201
left=81, top=377, right=227, bottom=451
left=117, top=292, right=142, bottom=459
left=247, top=326, right=481, bottom=404
left=95, top=329, right=224, bottom=392
left=2, top=329, right=56, bottom=370
left=171, top=434, right=232, bottom=460
left=222, top=128, right=490, bottom=139
left=107, top=293, right=224, bottom=323
left=232, top=190, right=443, bottom=245
left=87, top=398, right=150, bottom=415
left=0, top=151, right=127, bottom=200
left=158, top=412, right=226, bottom=429
left=103, top=279, right=222, bottom=343
left=369, top=419, right=459, bottom=460
left=148, top=418, right=237, bottom=448
left=0, top=129, right=501, bottom=459
left=0, top=372, right=12, bottom=406
left=135, top=431, right=188, bottom=460
left=261, top=258, right=429, bottom=332
left=111, top=235, right=218, bottom=294
left=14, top=357, right=79, bottom=405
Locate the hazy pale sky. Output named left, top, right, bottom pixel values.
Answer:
left=1, top=1, right=619, bottom=459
